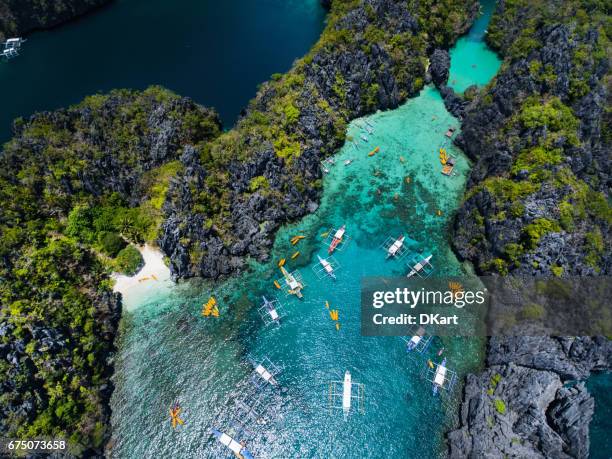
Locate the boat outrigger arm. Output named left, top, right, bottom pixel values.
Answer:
left=211, top=429, right=254, bottom=459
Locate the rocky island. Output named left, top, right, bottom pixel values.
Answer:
left=442, top=0, right=611, bottom=457
left=0, top=0, right=112, bottom=42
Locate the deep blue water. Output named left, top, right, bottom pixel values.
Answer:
left=0, top=0, right=326, bottom=142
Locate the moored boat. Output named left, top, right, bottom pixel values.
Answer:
left=317, top=255, right=336, bottom=279
left=211, top=429, right=254, bottom=459
left=406, top=254, right=432, bottom=277
left=328, top=225, right=346, bottom=254
left=386, top=235, right=405, bottom=258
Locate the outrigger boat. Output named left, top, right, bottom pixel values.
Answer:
left=211, top=429, right=254, bottom=459
left=261, top=296, right=280, bottom=324
left=406, top=326, right=426, bottom=351
left=342, top=371, right=353, bottom=419
left=280, top=266, right=303, bottom=298
left=317, top=255, right=336, bottom=279
left=1, top=37, right=26, bottom=60
left=253, top=360, right=278, bottom=386
left=328, top=370, right=365, bottom=420
left=328, top=225, right=345, bottom=254
left=344, top=159, right=353, bottom=166
left=432, top=358, right=448, bottom=396
left=386, top=235, right=405, bottom=258
left=407, top=254, right=433, bottom=277
left=360, top=134, right=369, bottom=142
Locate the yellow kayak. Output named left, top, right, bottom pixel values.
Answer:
left=274, top=280, right=281, bottom=289
left=427, top=359, right=434, bottom=369
left=278, top=258, right=286, bottom=267
left=291, top=251, right=300, bottom=259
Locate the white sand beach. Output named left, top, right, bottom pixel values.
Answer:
left=112, top=244, right=173, bottom=310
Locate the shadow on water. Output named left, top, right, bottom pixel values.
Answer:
left=0, top=0, right=326, bottom=142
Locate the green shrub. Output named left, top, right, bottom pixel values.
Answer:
left=98, top=232, right=125, bottom=257
left=551, top=265, right=564, bottom=277
left=114, top=245, right=143, bottom=276
left=249, top=176, right=269, bottom=192
left=521, top=303, right=545, bottom=320
left=522, top=218, right=561, bottom=249
left=494, top=399, right=507, bottom=415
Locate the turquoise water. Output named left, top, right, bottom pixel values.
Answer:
left=447, top=0, right=501, bottom=93
left=110, top=88, right=484, bottom=458
left=0, top=0, right=325, bottom=142
left=108, top=4, right=503, bottom=458
left=587, top=372, right=612, bottom=459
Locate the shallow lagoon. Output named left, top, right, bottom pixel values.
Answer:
left=109, top=2, right=503, bottom=458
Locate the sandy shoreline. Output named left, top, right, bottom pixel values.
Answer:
left=111, top=244, right=172, bottom=308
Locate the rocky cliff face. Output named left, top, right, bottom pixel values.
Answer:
left=447, top=0, right=611, bottom=457
left=0, top=87, right=221, bottom=454
left=159, top=0, right=478, bottom=280
left=0, top=0, right=111, bottom=41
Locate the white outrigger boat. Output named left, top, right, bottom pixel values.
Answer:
left=341, top=371, right=353, bottom=419
left=344, top=159, right=353, bottom=166
left=250, top=356, right=282, bottom=389
left=254, top=361, right=278, bottom=386
left=1, top=37, right=26, bottom=60
left=406, top=326, right=429, bottom=351
left=317, top=255, right=336, bottom=279
left=328, top=225, right=345, bottom=254
left=211, top=429, right=254, bottom=459
left=423, top=357, right=457, bottom=397
left=280, top=266, right=304, bottom=298
left=386, top=235, right=405, bottom=258
left=407, top=254, right=433, bottom=277
left=360, top=134, right=369, bottom=142
left=328, top=370, right=365, bottom=420
left=432, top=358, right=448, bottom=396
left=259, top=296, right=281, bottom=325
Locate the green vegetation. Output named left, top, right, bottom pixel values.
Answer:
left=494, top=398, right=507, bottom=415
left=521, top=303, right=546, bottom=320
left=165, top=0, right=477, bottom=265
left=98, top=231, right=126, bottom=257
left=113, top=245, right=143, bottom=276
left=522, top=218, right=561, bottom=249
left=0, top=87, right=221, bottom=451
left=249, top=175, right=270, bottom=192
left=0, top=0, right=482, bottom=451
